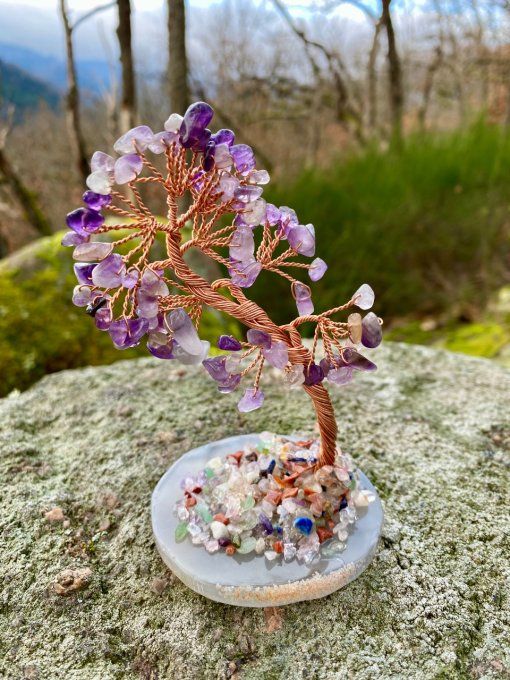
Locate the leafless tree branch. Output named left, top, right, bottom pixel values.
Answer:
left=271, top=0, right=365, bottom=142
left=73, top=1, right=116, bottom=30
left=381, top=0, right=404, bottom=145
left=59, top=0, right=89, bottom=182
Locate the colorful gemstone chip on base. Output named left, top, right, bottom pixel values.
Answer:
left=152, top=433, right=383, bottom=607
left=172, top=433, right=376, bottom=565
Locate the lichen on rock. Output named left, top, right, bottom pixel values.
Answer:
left=0, top=342, right=509, bottom=679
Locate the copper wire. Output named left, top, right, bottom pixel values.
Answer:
left=97, top=146, right=369, bottom=468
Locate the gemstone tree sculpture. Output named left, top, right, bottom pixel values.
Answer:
left=63, top=102, right=383, bottom=578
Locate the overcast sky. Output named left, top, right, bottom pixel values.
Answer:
left=0, top=0, right=453, bottom=69
left=0, top=0, right=373, bottom=60
left=12, top=0, right=362, bottom=8
left=10, top=0, right=213, bottom=8
left=0, top=0, right=368, bottom=19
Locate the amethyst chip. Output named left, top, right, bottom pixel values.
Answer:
left=247, top=329, right=271, bottom=349
left=342, top=348, right=377, bottom=372
left=303, top=363, right=324, bottom=386
left=361, top=312, right=382, bottom=349
left=218, top=335, right=242, bottom=351
left=74, top=263, right=97, bottom=286
left=179, top=102, right=214, bottom=150
left=83, top=191, right=111, bottom=210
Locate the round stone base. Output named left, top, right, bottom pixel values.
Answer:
left=151, top=433, right=384, bottom=607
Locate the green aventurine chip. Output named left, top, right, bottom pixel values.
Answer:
left=196, top=504, right=213, bottom=523
left=175, top=521, right=188, bottom=542
left=242, top=495, right=255, bottom=510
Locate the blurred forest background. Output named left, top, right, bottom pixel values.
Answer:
left=1, top=0, right=510, bottom=396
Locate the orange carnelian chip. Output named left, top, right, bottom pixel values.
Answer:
left=265, top=491, right=282, bottom=505
left=295, top=440, right=313, bottom=448
left=213, top=513, right=229, bottom=524
left=282, top=487, right=298, bottom=499
left=317, top=528, right=334, bottom=543
left=277, top=464, right=315, bottom=485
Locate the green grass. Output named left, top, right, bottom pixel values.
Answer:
left=258, top=120, right=510, bottom=327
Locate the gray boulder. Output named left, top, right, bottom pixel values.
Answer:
left=0, top=343, right=509, bottom=679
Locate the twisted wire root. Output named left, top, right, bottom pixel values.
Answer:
left=164, top=234, right=338, bottom=466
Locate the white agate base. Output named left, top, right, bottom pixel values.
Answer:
left=152, top=433, right=384, bottom=607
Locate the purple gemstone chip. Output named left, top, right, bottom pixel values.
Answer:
left=228, top=258, right=261, bottom=288
left=237, top=387, right=265, bottom=413
left=148, top=340, right=174, bottom=359
left=83, top=191, right=111, bottom=210
left=230, top=144, right=255, bottom=175
left=247, top=329, right=271, bottom=349
left=303, top=362, right=324, bottom=386
left=342, top=347, right=377, bottom=372
left=212, top=129, right=235, bottom=147
left=62, top=231, right=89, bottom=247
left=259, top=513, right=274, bottom=535
left=218, top=335, right=242, bottom=351
left=179, top=102, right=214, bottom=150
left=74, top=263, right=97, bottom=286
left=109, top=317, right=148, bottom=349
left=217, top=373, right=241, bottom=394
left=203, top=356, right=229, bottom=383
left=361, top=312, right=382, bottom=349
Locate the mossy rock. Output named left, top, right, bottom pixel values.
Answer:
left=388, top=319, right=510, bottom=362
left=0, top=342, right=508, bottom=678
left=0, top=231, right=236, bottom=398
left=441, top=322, right=510, bottom=358
left=386, top=320, right=443, bottom=347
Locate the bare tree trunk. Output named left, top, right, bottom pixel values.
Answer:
left=470, top=0, right=489, bottom=109
left=58, top=0, right=89, bottom=183
left=439, top=7, right=466, bottom=125
left=0, top=230, right=7, bottom=258
left=116, top=0, right=137, bottom=131
left=504, top=74, right=510, bottom=128
left=168, top=0, right=189, bottom=114
left=381, top=0, right=404, bottom=145
left=367, top=19, right=383, bottom=132
left=0, top=148, right=52, bottom=237
left=417, top=45, right=443, bottom=131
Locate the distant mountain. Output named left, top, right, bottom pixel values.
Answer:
left=0, top=42, right=115, bottom=94
left=0, top=59, right=60, bottom=118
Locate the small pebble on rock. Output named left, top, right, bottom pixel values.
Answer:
left=150, top=577, right=168, bottom=596
left=44, top=507, right=65, bottom=523
left=52, top=567, right=92, bottom=596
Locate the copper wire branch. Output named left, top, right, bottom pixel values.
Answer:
left=98, top=143, right=365, bottom=467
